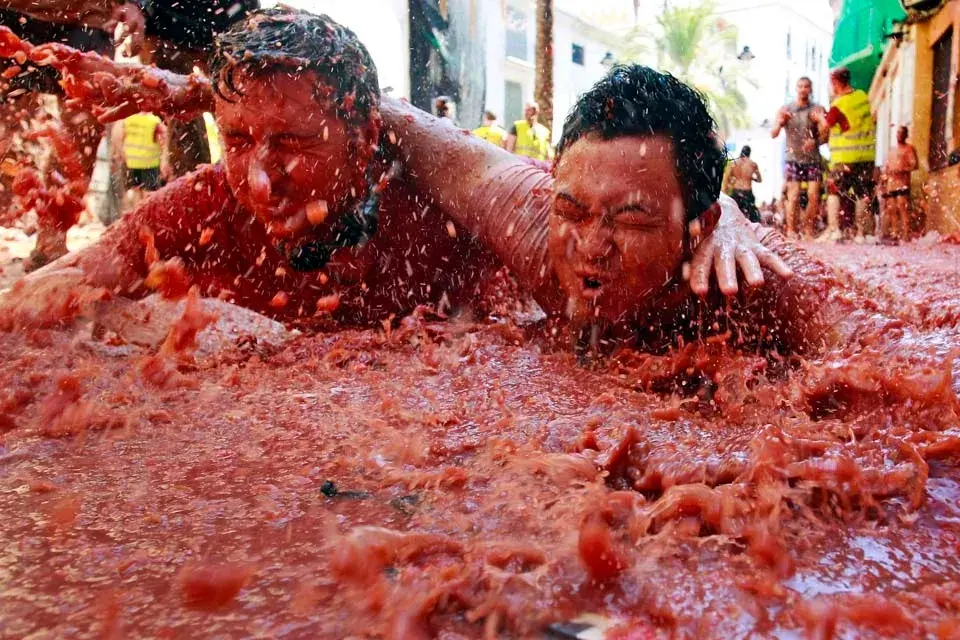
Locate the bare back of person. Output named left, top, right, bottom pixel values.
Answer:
left=727, top=158, right=758, bottom=191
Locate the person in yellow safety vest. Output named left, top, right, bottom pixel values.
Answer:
left=506, top=102, right=553, bottom=162
left=472, top=110, right=507, bottom=148
left=115, top=112, right=166, bottom=210
left=204, top=112, right=223, bottom=164
left=814, top=66, right=877, bottom=243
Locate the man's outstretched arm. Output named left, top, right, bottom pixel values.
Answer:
left=0, top=167, right=231, bottom=327
left=1, top=27, right=213, bottom=122
left=381, top=98, right=791, bottom=305
left=382, top=98, right=560, bottom=304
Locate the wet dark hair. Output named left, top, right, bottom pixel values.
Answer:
left=211, top=8, right=385, bottom=272
left=556, top=64, right=725, bottom=221
left=740, top=145, right=751, bottom=158
left=211, top=8, right=380, bottom=132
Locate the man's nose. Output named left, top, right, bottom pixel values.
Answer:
left=578, top=220, right=615, bottom=262
left=248, top=147, right=282, bottom=206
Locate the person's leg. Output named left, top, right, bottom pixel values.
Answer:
left=853, top=165, right=876, bottom=242
left=804, top=179, right=821, bottom=239
left=785, top=180, right=800, bottom=237
left=878, top=195, right=892, bottom=242
left=0, top=93, right=42, bottom=220
left=824, top=194, right=842, bottom=242
left=27, top=99, right=104, bottom=270
left=897, top=195, right=910, bottom=241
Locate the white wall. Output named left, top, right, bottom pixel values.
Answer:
left=259, top=0, right=410, bottom=98
left=717, top=1, right=834, bottom=126
left=485, top=0, right=618, bottom=140
left=875, top=40, right=916, bottom=166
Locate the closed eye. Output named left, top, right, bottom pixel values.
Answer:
left=612, top=206, right=659, bottom=228
left=553, top=193, right=588, bottom=222
left=274, top=133, right=321, bottom=150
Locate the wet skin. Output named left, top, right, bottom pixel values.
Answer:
left=549, top=135, right=687, bottom=325
left=217, top=70, right=377, bottom=247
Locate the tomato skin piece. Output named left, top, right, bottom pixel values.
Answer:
left=578, top=511, right=628, bottom=582
left=178, top=563, right=254, bottom=609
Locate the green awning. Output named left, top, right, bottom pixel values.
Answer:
left=829, top=0, right=907, bottom=91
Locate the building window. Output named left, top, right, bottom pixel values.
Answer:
left=505, top=6, right=529, bottom=60
left=786, top=30, right=792, bottom=59
left=505, top=80, right=524, bottom=125
left=930, top=28, right=952, bottom=170
left=572, top=43, right=585, bottom=66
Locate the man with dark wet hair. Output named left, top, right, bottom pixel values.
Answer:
left=381, top=64, right=893, bottom=354
left=0, top=11, right=781, bottom=338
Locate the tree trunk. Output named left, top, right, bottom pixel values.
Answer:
left=534, top=0, right=554, bottom=132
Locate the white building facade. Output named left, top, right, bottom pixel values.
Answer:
left=265, top=0, right=622, bottom=140
left=483, top=1, right=622, bottom=141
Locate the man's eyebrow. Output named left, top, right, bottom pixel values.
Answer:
left=555, top=192, right=586, bottom=208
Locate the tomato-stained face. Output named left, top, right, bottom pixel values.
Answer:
left=549, top=134, right=687, bottom=325
left=216, top=69, right=377, bottom=247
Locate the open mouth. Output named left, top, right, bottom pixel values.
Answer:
left=579, top=274, right=607, bottom=299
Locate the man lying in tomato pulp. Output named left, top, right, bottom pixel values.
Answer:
left=0, top=9, right=794, bottom=353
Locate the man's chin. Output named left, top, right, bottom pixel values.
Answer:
left=283, top=238, right=334, bottom=272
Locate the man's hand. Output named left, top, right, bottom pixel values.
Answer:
left=105, top=3, right=146, bottom=56
left=777, top=107, right=792, bottom=126
left=687, top=194, right=793, bottom=297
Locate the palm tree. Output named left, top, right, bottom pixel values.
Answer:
left=620, top=1, right=754, bottom=137
left=534, top=0, right=554, bottom=130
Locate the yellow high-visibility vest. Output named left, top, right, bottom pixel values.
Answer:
left=829, top=89, right=875, bottom=167
left=473, top=124, right=507, bottom=147
left=204, top=112, right=222, bottom=164
left=123, top=113, right=162, bottom=170
left=513, top=119, right=551, bottom=161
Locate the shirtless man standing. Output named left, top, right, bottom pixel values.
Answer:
left=772, top=77, right=825, bottom=239
left=723, top=146, right=762, bottom=223
left=880, top=126, right=918, bottom=243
